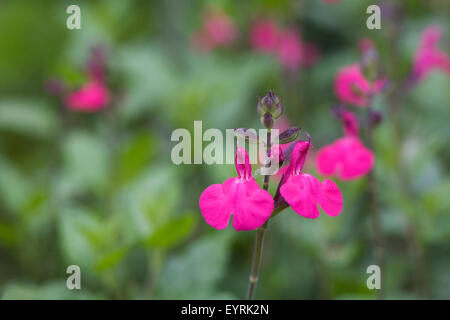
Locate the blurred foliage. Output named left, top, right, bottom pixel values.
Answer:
left=0, top=0, right=449, bottom=300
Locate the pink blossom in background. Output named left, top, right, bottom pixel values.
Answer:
left=334, top=64, right=386, bottom=107
left=250, top=20, right=279, bottom=53
left=199, top=148, right=274, bottom=231
left=276, top=29, right=303, bottom=71
left=413, top=26, right=450, bottom=81
left=64, top=48, right=110, bottom=112
left=280, top=140, right=343, bottom=219
left=250, top=20, right=320, bottom=71
left=192, top=8, right=237, bottom=52
left=65, top=80, right=110, bottom=112
left=315, top=110, right=375, bottom=180
left=300, top=42, right=320, bottom=67
left=358, top=38, right=375, bottom=53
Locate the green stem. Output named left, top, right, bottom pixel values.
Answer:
left=366, top=104, right=385, bottom=299
left=246, top=129, right=272, bottom=300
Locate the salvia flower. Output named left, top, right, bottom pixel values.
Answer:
left=192, top=8, right=236, bottom=52
left=250, top=20, right=320, bottom=71
left=334, top=64, right=386, bottom=107
left=199, top=148, right=274, bottom=231
left=412, top=26, right=450, bottom=82
left=250, top=20, right=279, bottom=53
left=280, top=140, right=343, bottom=219
left=65, top=80, right=110, bottom=112
left=315, top=110, right=375, bottom=180
left=64, top=49, right=110, bottom=112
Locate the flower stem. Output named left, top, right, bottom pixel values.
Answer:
left=366, top=106, right=385, bottom=299
left=246, top=129, right=272, bottom=300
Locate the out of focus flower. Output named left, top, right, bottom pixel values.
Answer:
left=315, top=110, right=375, bottom=180
left=199, top=148, right=274, bottom=231
left=358, top=38, right=375, bottom=53
left=65, top=81, right=110, bottom=112
left=64, top=48, right=110, bottom=112
left=192, top=8, right=237, bottom=52
left=334, top=64, right=386, bottom=107
left=276, top=29, right=303, bottom=71
left=412, top=26, right=450, bottom=81
left=280, top=140, right=343, bottom=219
left=250, top=20, right=320, bottom=71
left=250, top=20, right=279, bottom=53
left=300, top=42, right=320, bottom=67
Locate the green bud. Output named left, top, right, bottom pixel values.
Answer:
left=277, top=127, right=301, bottom=144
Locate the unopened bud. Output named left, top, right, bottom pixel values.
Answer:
left=278, top=127, right=301, bottom=144
left=257, top=90, right=283, bottom=119
left=262, top=112, right=273, bottom=129
left=369, top=109, right=383, bottom=127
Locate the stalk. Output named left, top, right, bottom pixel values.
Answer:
left=246, top=129, right=271, bottom=300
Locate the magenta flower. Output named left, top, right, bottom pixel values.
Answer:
left=280, top=140, right=343, bottom=219
left=334, top=64, right=386, bottom=107
left=53, top=47, right=110, bottom=112
left=192, top=8, right=236, bottom=52
left=413, top=26, right=450, bottom=81
left=315, top=110, right=375, bottom=180
left=65, top=80, right=110, bottom=112
left=199, top=148, right=274, bottom=231
left=250, top=20, right=279, bottom=53
left=276, top=29, right=303, bottom=71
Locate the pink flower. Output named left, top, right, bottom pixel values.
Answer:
left=199, top=148, right=274, bottom=231
left=300, top=42, right=320, bottom=67
left=250, top=20, right=279, bottom=53
left=413, top=26, right=450, bottom=81
left=192, top=8, right=236, bottom=52
left=280, top=140, right=343, bottom=219
left=65, top=80, right=110, bottom=112
left=315, top=110, right=375, bottom=180
left=250, top=20, right=320, bottom=71
left=276, top=29, right=303, bottom=71
left=334, top=64, right=386, bottom=107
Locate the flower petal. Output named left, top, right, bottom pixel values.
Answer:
left=280, top=174, right=321, bottom=219
left=199, top=184, right=232, bottom=230
left=318, top=179, right=343, bottom=216
left=315, top=144, right=340, bottom=176
left=232, top=180, right=273, bottom=231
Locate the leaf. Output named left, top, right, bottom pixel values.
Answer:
left=155, top=232, right=232, bottom=299
left=1, top=282, right=103, bottom=300
left=0, top=99, right=58, bottom=138
left=144, top=214, right=195, bottom=249
left=95, top=247, right=129, bottom=272
left=117, top=132, right=156, bottom=185
left=62, top=131, right=111, bottom=193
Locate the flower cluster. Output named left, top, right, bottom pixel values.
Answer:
left=250, top=20, right=320, bottom=71
left=199, top=91, right=343, bottom=231
left=48, top=47, right=110, bottom=112
left=191, top=7, right=237, bottom=52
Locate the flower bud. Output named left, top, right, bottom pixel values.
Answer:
left=257, top=90, right=283, bottom=119
left=369, top=109, right=383, bottom=127
left=262, top=112, right=274, bottom=129
left=277, top=127, right=301, bottom=144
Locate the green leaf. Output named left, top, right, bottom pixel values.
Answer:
left=0, top=99, right=58, bottom=138
left=1, top=282, right=103, bottom=300
left=144, top=214, right=195, bottom=249
left=62, top=131, right=111, bottom=193
left=155, top=232, right=232, bottom=299
left=117, top=132, right=156, bottom=184
left=95, top=247, right=129, bottom=272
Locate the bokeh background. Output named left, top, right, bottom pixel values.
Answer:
left=0, top=0, right=449, bottom=299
